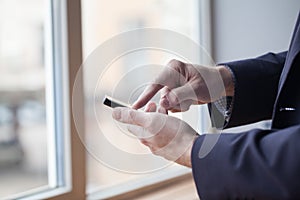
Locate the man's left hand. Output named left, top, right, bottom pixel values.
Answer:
left=112, top=104, right=198, bottom=167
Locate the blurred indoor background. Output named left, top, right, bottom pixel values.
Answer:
left=0, top=0, right=299, bottom=199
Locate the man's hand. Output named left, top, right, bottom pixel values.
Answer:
left=112, top=104, right=198, bottom=167
left=132, top=59, right=234, bottom=112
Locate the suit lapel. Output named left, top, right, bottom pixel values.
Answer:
left=276, top=14, right=300, bottom=98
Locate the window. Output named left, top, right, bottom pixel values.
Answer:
left=0, top=0, right=212, bottom=198
left=0, top=0, right=51, bottom=197
left=0, top=0, right=84, bottom=199
left=81, top=0, right=212, bottom=199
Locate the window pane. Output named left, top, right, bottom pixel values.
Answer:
left=0, top=0, right=49, bottom=197
left=81, top=0, right=201, bottom=195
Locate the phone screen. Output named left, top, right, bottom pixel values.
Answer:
left=102, top=95, right=130, bottom=108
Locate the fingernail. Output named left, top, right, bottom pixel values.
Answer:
left=131, top=102, right=137, bottom=109
left=112, top=108, right=121, bottom=120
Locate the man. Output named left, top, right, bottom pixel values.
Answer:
left=112, top=12, right=300, bottom=199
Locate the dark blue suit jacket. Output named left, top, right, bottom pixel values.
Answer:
left=192, top=12, right=300, bottom=199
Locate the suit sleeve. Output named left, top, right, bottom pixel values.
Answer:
left=192, top=125, right=300, bottom=199
left=209, top=52, right=287, bottom=128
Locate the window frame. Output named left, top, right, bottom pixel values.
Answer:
left=47, top=0, right=86, bottom=199
left=4, top=0, right=86, bottom=199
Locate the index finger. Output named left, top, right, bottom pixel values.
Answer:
left=132, top=84, right=163, bottom=109
left=132, top=64, right=181, bottom=109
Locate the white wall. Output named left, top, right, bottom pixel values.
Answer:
left=211, top=0, right=300, bottom=63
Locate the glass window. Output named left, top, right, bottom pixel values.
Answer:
left=0, top=0, right=71, bottom=199
left=0, top=0, right=48, bottom=197
left=81, top=0, right=205, bottom=198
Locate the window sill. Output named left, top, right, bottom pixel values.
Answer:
left=107, top=173, right=199, bottom=200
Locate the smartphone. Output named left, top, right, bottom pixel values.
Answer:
left=102, top=95, right=130, bottom=108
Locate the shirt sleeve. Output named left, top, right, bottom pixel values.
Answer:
left=212, top=65, right=236, bottom=123
left=213, top=96, right=233, bottom=122
left=209, top=52, right=287, bottom=129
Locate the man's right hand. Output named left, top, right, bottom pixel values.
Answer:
left=132, top=59, right=234, bottom=112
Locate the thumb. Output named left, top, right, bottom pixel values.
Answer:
left=112, top=107, right=150, bottom=127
